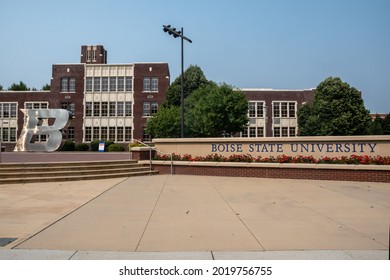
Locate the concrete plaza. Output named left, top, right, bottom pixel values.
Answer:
left=0, top=174, right=389, bottom=259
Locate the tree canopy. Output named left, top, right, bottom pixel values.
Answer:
left=298, top=77, right=371, bottom=136
left=185, top=83, right=248, bottom=137
left=42, top=83, right=51, bottom=90
left=147, top=65, right=248, bottom=138
left=164, top=65, right=210, bottom=107
left=8, top=81, right=29, bottom=91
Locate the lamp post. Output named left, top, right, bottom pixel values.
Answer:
left=163, top=24, right=192, bottom=138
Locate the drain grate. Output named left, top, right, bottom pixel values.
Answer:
left=0, top=238, right=17, bottom=247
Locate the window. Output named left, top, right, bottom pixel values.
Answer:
left=1, top=103, right=17, bottom=118
left=143, top=77, right=150, bottom=92
left=257, top=127, right=264, bottom=137
left=143, top=102, right=158, bottom=116
left=109, top=102, right=116, bottom=116
left=93, top=102, right=100, bottom=117
left=125, top=127, right=132, bottom=141
left=25, top=102, right=48, bottom=109
left=289, top=103, right=296, bottom=117
left=94, top=77, right=101, bottom=92
left=125, top=77, right=132, bottom=91
left=86, top=77, right=93, bottom=92
left=2, top=128, right=9, bottom=142
left=86, top=50, right=91, bottom=62
left=110, top=77, right=116, bottom=91
left=289, top=127, right=296, bottom=137
left=69, top=78, right=76, bottom=92
left=151, top=77, right=158, bottom=91
left=282, top=127, right=288, bottom=137
left=143, top=102, right=150, bottom=116
left=117, top=102, right=124, bottom=116
left=101, top=127, right=108, bottom=140
left=101, top=102, right=108, bottom=116
left=67, top=127, right=75, bottom=141
left=241, top=128, right=248, bottom=138
left=117, top=127, right=124, bottom=142
left=61, top=102, right=75, bottom=116
left=249, top=127, right=256, bottom=137
left=273, top=127, right=281, bottom=137
left=93, top=127, right=99, bottom=140
left=125, top=102, right=132, bottom=116
left=281, top=102, right=288, bottom=117
left=61, top=78, right=68, bottom=92
left=85, top=127, right=92, bottom=142
left=10, top=128, right=16, bottom=142
left=102, top=77, right=108, bottom=92
left=117, top=77, right=124, bottom=91
left=248, top=102, right=256, bottom=118
left=109, top=127, right=116, bottom=140
left=273, top=102, right=280, bottom=117
left=85, top=102, right=92, bottom=116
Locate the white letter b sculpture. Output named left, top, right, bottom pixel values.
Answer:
left=14, top=109, right=70, bottom=152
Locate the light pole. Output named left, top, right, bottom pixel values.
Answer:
left=163, top=24, right=192, bottom=138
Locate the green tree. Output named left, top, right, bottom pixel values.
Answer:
left=298, top=77, right=371, bottom=136
left=370, top=116, right=384, bottom=135
left=146, top=106, right=181, bottom=138
left=42, top=83, right=51, bottom=90
left=164, top=65, right=210, bottom=107
left=0, top=84, right=3, bottom=90
left=382, top=114, right=390, bottom=135
left=8, top=81, right=29, bottom=91
left=185, top=83, right=248, bottom=137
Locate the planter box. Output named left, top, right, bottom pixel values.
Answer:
left=130, top=147, right=156, bottom=161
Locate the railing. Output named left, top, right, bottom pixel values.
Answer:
left=129, top=139, right=173, bottom=175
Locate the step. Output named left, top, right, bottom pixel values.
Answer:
left=0, top=166, right=151, bottom=179
left=0, top=163, right=145, bottom=174
left=0, top=170, right=159, bottom=185
left=0, top=160, right=158, bottom=184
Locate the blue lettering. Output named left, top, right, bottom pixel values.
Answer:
left=211, top=144, right=217, bottom=153
left=217, top=144, right=225, bottom=152
left=261, top=145, right=269, bottom=153
left=276, top=144, right=283, bottom=153
left=326, top=144, right=334, bottom=152
left=230, top=144, right=236, bottom=152
left=291, top=144, right=298, bottom=152
left=237, top=144, right=243, bottom=153
left=335, top=143, right=343, bottom=152
left=352, top=143, right=357, bottom=153
left=249, top=143, right=254, bottom=153
left=268, top=143, right=275, bottom=152
left=316, top=144, right=324, bottom=152
left=300, top=144, right=309, bottom=153
left=344, top=143, right=350, bottom=152
left=368, top=143, right=377, bottom=153
left=357, top=143, right=366, bottom=152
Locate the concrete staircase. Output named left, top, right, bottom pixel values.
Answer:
left=0, top=160, right=158, bottom=184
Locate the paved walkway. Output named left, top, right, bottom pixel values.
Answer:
left=0, top=175, right=389, bottom=259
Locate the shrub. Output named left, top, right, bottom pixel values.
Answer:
left=75, top=143, right=89, bottom=151
left=61, top=140, right=75, bottom=151
left=107, top=144, right=125, bottom=152
left=90, top=140, right=100, bottom=151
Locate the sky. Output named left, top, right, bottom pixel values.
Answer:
left=0, top=0, right=389, bottom=113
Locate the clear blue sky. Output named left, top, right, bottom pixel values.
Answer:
left=1, top=0, right=389, bottom=113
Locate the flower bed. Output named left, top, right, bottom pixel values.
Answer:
left=154, top=153, right=390, bottom=165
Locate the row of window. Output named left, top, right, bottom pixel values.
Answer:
left=241, top=126, right=297, bottom=137
left=0, top=103, right=17, bottom=118
left=85, top=102, right=132, bottom=117
left=1, top=127, right=17, bottom=142
left=84, top=126, right=132, bottom=142
left=86, top=77, right=133, bottom=92
left=143, top=102, right=158, bottom=117
left=61, top=78, right=76, bottom=93
left=143, top=77, right=159, bottom=92
left=248, top=101, right=297, bottom=118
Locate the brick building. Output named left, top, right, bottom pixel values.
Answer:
left=241, top=88, right=315, bottom=138
left=0, top=45, right=315, bottom=152
left=0, top=45, right=170, bottom=151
